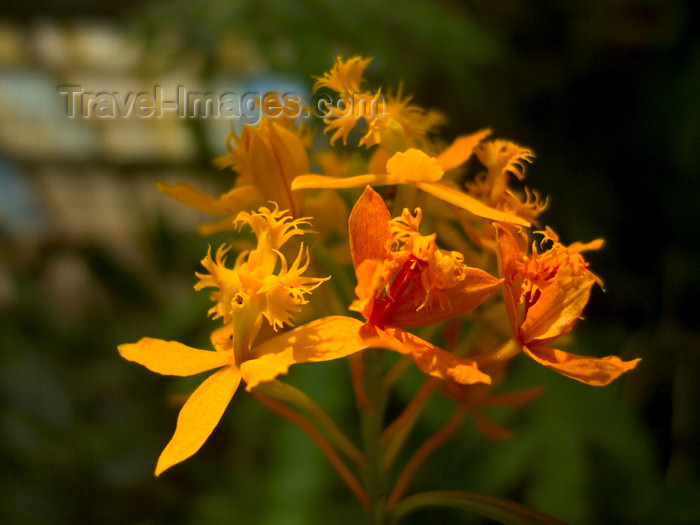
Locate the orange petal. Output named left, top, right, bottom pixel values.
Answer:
left=241, top=316, right=370, bottom=390
left=348, top=186, right=391, bottom=269
left=155, top=365, right=241, bottom=475
left=118, top=338, right=232, bottom=376
left=292, top=173, right=394, bottom=190
left=156, top=182, right=262, bottom=215
left=520, top=273, right=596, bottom=344
left=390, top=267, right=502, bottom=327
left=494, top=224, right=523, bottom=337
left=436, top=129, right=492, bottom=172
left=247, top=131, right=299, bottom=216
left=523, top=344, right=641, bottom=386
left=416, top=181, right=531, bottom=227
left=365, top=326, right=492, bottom=385
left=263, top=122, right=307, bottom=216
left=349, top=258, right=384, bottom=320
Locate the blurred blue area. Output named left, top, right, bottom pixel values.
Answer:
left=0, top=158, right=43, bottom=233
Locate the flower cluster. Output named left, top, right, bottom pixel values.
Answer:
left=119, top=56, right=639, bottom=519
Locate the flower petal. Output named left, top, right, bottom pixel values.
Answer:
left=523, top=344, right=641, bottom=386
left=349, top=258, right=384, bottom=320
left=520, top=273, right=596, bottom=344
left=155, top=366, right=241, bottom=475
left=390, top=267, right=502, bottom=327
left=118, top=338, right=232, bottom=376
left=436, top=129, right=491, bottom=172
left=348, top=186, right=392, bottom=269
left=494, top=224, right=524, bottom=337
left=292, top=173, right=395, bottom=190
left=156, top=182, right=262, bottom=215
left=241, top=316, right=370, bottom=390
left=248, top=130, right=298, bottom=216
left=363, top=326, right=491, bottom=385
left=416, top=181, right=531, bottom=227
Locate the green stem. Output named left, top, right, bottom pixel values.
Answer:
left=358, top=348, right=388, bottom=524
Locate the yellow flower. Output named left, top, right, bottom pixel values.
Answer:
left=157, top=117, right=310, bottom=233
left=313, top=57, right=444, bottom=152
left=313, top=56, right=380, bottom=146
left=119, top=316, right=368, bottom=476
left=489, top=224, right=640, bottom=385
left=464, top=140, right=547, bottom=226
left=293, top=132, right=531, bottom=227
left=313, top=55, right=373, bottom=94
left=118, top=205, right=371, bottom=474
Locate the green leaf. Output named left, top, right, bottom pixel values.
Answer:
left=387, top=490, right=568, bottom=525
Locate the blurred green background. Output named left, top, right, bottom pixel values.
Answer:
left=1, top=0, right=699, bottom=523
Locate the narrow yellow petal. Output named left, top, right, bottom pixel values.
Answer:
left=155, top=366, right=241, bottom=475
left=436, top=129, right=491, bottom=172
left=416, top=181, right=531, bottom=227
left=156, top=182, right=262, bottom=216
left=292, top=173, right=394, bottom=190
left=523, top=344, right=641, bottom=386
left=241, top=316, right=370, bottom=390
left=118, top=338, right=232, bottom=376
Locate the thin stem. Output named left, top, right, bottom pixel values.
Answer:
left=357, top=348, right=389, bottom=524
left=380, top=379, right=437, bottom=472
left=380, top=379, right=436, bottom=445
left=381, top=354, right=413, bottom=392
left=255, top=380, right=364, bottom=464
left=386, top=406, right=467, bottom=511
left=254, top=392, right=369, bottom=509
left=350, top=353, right=370, bottom=411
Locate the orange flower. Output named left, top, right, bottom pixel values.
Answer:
left=348, top=186, right=501, bottom=386
left=489, top=224, right=640, bottom=386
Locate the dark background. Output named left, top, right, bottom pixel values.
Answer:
left=1, top=1, right=699, bottom=523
